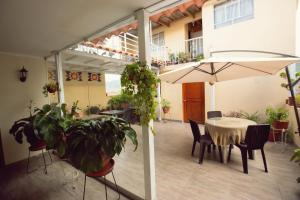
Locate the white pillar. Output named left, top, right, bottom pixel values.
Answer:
left=157, top=71, right=162, bottom=121
left=136, top=9, right=157, bottom=200
left=209, top=84, right=215, bottom=111
left=55, top=52, right=65, bottom=104
left=296, top=0, right=300, bottom=57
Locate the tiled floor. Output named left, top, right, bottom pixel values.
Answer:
left=110, top=121, right=300, bottom=200
left=0, top=156, right=128, bottom=200
left=1, top=121, right=300, bottom=200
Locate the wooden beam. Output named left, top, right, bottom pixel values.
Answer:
left=83, top=58, right=97, bottom=64
left=65, top=55, right=77, bottom=61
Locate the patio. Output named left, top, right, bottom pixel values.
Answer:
left=3, top=121, right=298, bottom=200
left=111, top=121, right=300, bottom=200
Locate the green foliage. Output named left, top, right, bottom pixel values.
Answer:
left=195, top=54, right=204, bottom=61
left=66, top=117, right=138, bottom=173
left=43, top=82, right=59, bottom=97
left=265, top=106, right=289, bottom=125
left=85, top=105, right=101, bottom=115
left=240, top=111, right=260, bottom=123
left=161, top=98, right=171, bottom=108
left=178, top=52, right=189, bottom=63
left=290, top=148, right=300, bottom=183
left=279, top=72, right=299, bottom=91
left=107, top=93, right=135, bottom=110
left=121, top=62, right=160, bottom=126
left=33, top=103, right=78, bottom=156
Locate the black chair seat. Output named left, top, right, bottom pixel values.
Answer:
left=189, top=120, right=222, bottom=164
left=228, top=124, right=270, bottom=174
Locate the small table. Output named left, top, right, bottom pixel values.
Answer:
left=205, top=117, right=257, bottom=163
left=99, top=110, right=125, bottom=117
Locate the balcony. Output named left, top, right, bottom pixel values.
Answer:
left=76, top=33, right=203, bottom=66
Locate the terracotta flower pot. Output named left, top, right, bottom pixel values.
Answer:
left=268, top=120, right=289, bottom=142
left=47, top=86, right=57, bottom=93
left=162, top=106, right=170, bottom=114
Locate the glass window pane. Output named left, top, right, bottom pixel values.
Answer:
left=105, top=73, right=121, bottom=96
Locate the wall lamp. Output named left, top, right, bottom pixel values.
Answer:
left=19, top=66, right=28, bottom=82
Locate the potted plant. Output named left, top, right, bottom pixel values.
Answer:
left=66, top=117, right=138, bottom=173
left=85, top=105, right=101, bottom=115
left=265, top=106, right=289, bottom=141
left=33, top=102, right=79, bottom=157
left=161, top=98, right=171, bottom=114
left=43, top=82, right=59, bottom=97
left=280, top=72, right=300, bottom=106
left=9, top=101, right=45, bottom=147
left=178, top=52, right=189, bottom=63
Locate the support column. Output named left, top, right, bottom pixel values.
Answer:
left=209, top=84, right=215, bottom=111
left=136, top=9, right=157, bottom=200
left=55, top=52, right=65, bottom=104
left=157, top=71, right=162, bottom=121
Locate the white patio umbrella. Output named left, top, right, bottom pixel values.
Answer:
left=159, top=56, right=300, bottom=84
left=159, top=55, right=300, bottom=111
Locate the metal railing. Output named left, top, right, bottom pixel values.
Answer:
left=185, top=36, right=203, bottom=60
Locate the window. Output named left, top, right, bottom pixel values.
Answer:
left=105, top=73, right=121, bottom=96
left=152, top=32, right=165, bottom=46
left=214, top=0, right=254, bottom=28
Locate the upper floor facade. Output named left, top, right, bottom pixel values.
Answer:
left=75, top=0, right=298, bottom=68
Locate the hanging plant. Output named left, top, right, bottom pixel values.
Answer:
left=121, top=62, right=160, bottom=126
left=43, top=82, right=59, bottom=97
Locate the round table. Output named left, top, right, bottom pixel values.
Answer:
left=205, top=117, right=257, bottom=163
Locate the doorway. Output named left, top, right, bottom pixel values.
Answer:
left=0, top=129, right=5, bottom=168
left=182, top=82, right=205, bottom=124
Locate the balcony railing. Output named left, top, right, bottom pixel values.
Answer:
left=75, top=34, right=203, bottom=66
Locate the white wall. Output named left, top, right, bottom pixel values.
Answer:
left=0, top=53, right=48, bottom=165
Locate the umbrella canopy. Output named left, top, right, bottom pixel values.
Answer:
left=159, top=57, right=300, bottom=83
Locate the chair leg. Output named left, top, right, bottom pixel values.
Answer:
left=218, top=146, right=223, bottom=163
left=241, top=149, right=248, bottom=174
left=47, top=150, right=53, bottom=164
left=213, top=144, right=216, bottom=150
left=248, top=149, right=254, bottom=160
left=207, top=144, right=211, bottom=153
left=261, top=148, right=268, bottom=173
left=83, top=175, right=87, bottom=200
left=191, top=140, right=196, bottom=156
left=227, top=144, right=233, bottom=162
left=104, top=176, right=108, bottom=200
left=26, top=150, right=31, bottom=174
left=199, top=143, right=206, bottom=164
left=41, top=149, right=47, bottom=174
left=112, top=171, right=120, bottom=200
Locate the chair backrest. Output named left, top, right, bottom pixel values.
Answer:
left=189, top=120, right=201, bottom=141
left=244, top=124, right=270, bottom=149
left=207, top=111, right=222, bottom=119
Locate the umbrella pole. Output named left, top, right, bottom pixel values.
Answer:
left=285, top=66, right=300, bottom=136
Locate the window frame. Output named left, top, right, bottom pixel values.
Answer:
left=214, top=0, right=254, bottom=29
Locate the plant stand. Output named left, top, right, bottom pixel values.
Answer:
left=27, top=143, right=52, bottom=174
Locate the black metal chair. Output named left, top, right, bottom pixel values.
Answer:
left=228, top=124, right=270, bottom=174
left=189, top=120, right=220, bottom=164
left=207, top=111, right=222, bottom=119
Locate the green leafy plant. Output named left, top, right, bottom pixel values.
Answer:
left=265, top=106, right=289, bottom=125
left=121, top=62, right=160, bottom=126
left=66, top=117, right=138, bottom=173
left=107, top=93, right=135, bottom=110
left=85, top=105, right=101, bottom=115
left=178, top=52, right=189, bottom=63
left=195, top=54, right=204, bottom=61
left=279, top=72, right=300, bottom=90
left=33, top=102, right=79, bottom=156
left=161, top=98, right=171, bottom=109
left=290, top=148, right=300, bottom=183
left=9, top=101, right=43, bottom=145
left=43, top=82, right=59, bottom=97
left=240, top=111, right=260, bottom=123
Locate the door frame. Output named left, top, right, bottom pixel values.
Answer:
left=182, top=82, right=205, bottom=124
left=0, top=129, right=5, bottom=168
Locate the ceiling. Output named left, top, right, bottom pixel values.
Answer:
left=0, top=0, right=163, bottom=58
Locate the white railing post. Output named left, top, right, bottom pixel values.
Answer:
left=124, top=33, right=127, bottom=52
left=55, top=52, right=65, bottom=104
left=136, top=9, right=157, bottom=200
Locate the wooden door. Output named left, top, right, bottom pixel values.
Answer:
left=182, top=82, right=205, bottom=124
